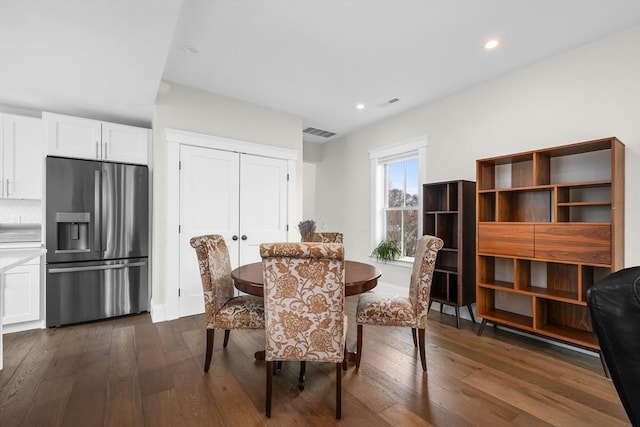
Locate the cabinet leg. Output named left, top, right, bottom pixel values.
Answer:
left=477, top=319, right=488, bottom=336
left=467, top=305, right=476, bottom=324
left=440, top=303, right=444, bottom=314
left=599, top=351, right=611, bottom=379
left=455, top=306, right=461, bottom=329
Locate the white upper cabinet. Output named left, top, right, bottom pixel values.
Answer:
left=1, top=114, right=43, bottom=199
left=44, top=112, right=149, bottom=165
left=101, top=122, right=149, bottom=164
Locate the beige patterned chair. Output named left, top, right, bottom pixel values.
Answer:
left=190, top=234, right=265, bottom=372
left=260, top=242, right=347, bottom=419
left=312, top=232, right=344, bottom=243
left=356, top=235, right=443, bottom=371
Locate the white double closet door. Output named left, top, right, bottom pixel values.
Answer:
left=179, top=145, right=288, bottom=317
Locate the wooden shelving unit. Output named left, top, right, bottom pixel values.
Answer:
left=475, top=137, right=624, bottom=351
left=423, top=180, right=476, bottom=328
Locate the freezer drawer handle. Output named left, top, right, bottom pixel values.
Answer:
left=48, top=262, right=145, bottom=274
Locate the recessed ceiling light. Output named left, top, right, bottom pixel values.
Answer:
left=356, top=103, right=365, bottom=110
left=182, top=45, right=199, bottom=54
left=484, top=38, right=500, bottom=50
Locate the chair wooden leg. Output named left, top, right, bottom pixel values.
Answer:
left=266, top=360, right=273, bottom=418
left=342, top=345, right=348, bottom=371
left=204, top=329, right=214, bottom=372
left=411, top=328, right=418, bottom=347
left=298, top=361, right=306, bottom=390
left=418, top=328, right=427, bottom=372
left=356, top=324, right=363, bottom=368
left=335, top=362, right=342, bottom=419
left=223, top=329, right=230, bottom=347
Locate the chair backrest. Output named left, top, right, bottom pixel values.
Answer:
left=587, top=266, right=640, bottom=427
left=260, top=242, right=345, bottom=363
left=190, top=234, right=235, bottom=318
left=312, top=232, right=344, bottom=243
left=408, top=235, right=444, bottom=328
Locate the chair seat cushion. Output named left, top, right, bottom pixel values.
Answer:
left=211, top=295, right=265, bottom=329
left=356, top=293, right=416, bottom=327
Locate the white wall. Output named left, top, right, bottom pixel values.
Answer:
left=152, top=81, right=303, bottom=310
left=316, top=26, right=640, bottom=297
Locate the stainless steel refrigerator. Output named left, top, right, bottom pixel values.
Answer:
left=45, top=156, right=149, bottom=327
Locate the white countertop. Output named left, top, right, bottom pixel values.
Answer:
left=0, top=245, right=46, bottom=274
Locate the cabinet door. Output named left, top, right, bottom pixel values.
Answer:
left=478, top=223, right=535, bottom=257
left=2, top=114, right=43, bottom=199
left=101, top=122, right=149, bottom=165
left=239, top=154, right=288, bottom=266
left=178, top=145, right=240, bottom=317
left=44, top=112, right=101, bottom=160
left=535, top=224, right=611, bottom=265
left=3, top=261, right=40, bottom=325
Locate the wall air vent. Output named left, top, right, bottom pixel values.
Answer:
left=303, top=127, right=337, bottom=138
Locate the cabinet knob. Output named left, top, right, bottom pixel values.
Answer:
left=241, top=235, right=247, bottom=240
left=232, top=235, right=238, bottom=241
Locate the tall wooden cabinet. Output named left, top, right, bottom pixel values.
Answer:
left=423, top=180, right=476, bottom=328
left=475, top=137, right=624, bottom=351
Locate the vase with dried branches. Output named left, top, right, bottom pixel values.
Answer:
left=297, top=219, right=316, bottom=242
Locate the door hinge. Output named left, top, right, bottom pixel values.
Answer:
left=286, top=224, right=289, bottom=231
left=178, top=288, right=181, bottom=297
left=179, top=160, right=182, bottom=170
left=287, top=173, right=290, bottom=181
left=178, top=225, right=181, bottom=233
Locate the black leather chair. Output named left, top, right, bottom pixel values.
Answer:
left=587, top=266, right=640, bottom=427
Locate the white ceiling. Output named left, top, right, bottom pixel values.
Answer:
left=1, top=1, right=639, bottom=143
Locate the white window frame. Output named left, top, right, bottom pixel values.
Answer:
left=369, top=136, right=428, bottom=266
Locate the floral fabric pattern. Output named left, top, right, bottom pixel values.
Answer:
left=356, top=235, right=443, bottom=329
left=312, top=232, right=344, bottom=243
left=261, top=242, right=346, bottom=363
left=190, top=235, right=264, bottom=330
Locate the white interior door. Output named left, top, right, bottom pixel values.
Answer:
left=239, top=154, right=289, bottom=265
left=179, top=145, right=239, bottom=317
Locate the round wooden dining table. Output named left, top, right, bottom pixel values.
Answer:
left=231, top=260, right=381, bottom=297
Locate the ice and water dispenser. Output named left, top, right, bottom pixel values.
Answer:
left=55, top=212, right=91, bottom=253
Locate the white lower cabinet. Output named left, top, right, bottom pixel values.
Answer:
left=3, top=257, right=40, bottom=325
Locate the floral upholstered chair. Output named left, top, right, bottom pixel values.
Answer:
left=356, top=235, right=443, bottom=372
left=312, top=232, right=344, bottom=243
left=190, top=234, right=265, bottom=372
left=260, top=242, right=347, bottom=419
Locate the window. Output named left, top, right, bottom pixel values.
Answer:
left=385, top=158, right=419, bottom=257
left=370, top=138, right=427, bottom=262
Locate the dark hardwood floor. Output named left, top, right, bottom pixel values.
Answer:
left=0, top=299, right=629, bottom=426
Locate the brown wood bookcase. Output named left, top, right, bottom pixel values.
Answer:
left=475, top=137, right=624, bottom=353
left=423, top=180, right=476, bottom=328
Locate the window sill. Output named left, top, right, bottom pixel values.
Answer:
left=368, top=256, right=414, bottom=268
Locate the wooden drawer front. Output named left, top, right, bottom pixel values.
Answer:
left=478, top=223, right=534, bottom=257
left=535, top=224, right=611, bottom=265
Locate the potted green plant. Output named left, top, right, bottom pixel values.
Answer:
left=371, top=239, right=402, bottom=262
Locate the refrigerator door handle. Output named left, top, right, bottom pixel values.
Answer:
left=49, top=264, right=125, bottom=274
left=48, top=261, right=146, bottom=274
left=94, top=169, right=101, bottom=254
left=121, top=261, right=146, bottom=268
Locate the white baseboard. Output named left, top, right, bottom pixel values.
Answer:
left=3, top=319, right=43, bottom=334
left=150, top=303, right=169, bottom=323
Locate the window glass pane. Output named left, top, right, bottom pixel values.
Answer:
left=403, top=210, right=418, bottom=257
left=385, top=210, right=402, bottom=244
left=405, top=158, right=419, bottom=207
left=387, top=161, right=404, bottom=208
